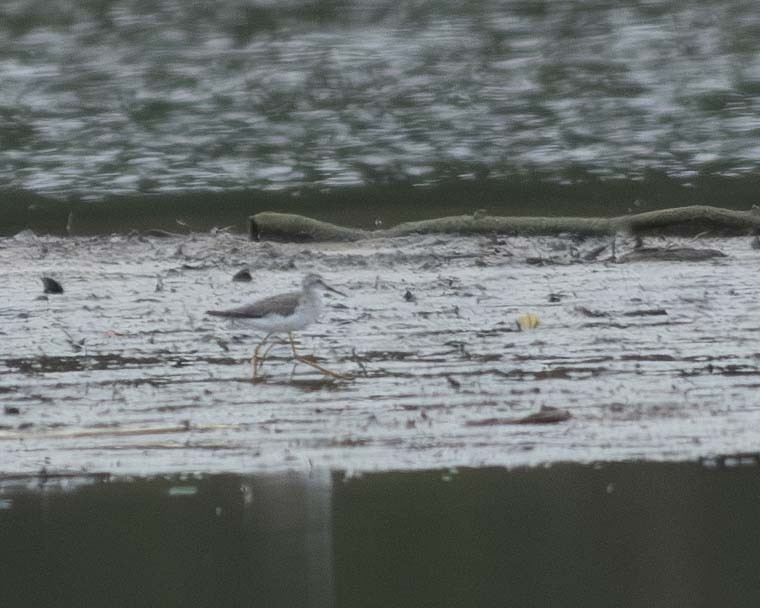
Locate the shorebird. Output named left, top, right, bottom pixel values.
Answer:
left=207, top=273, right=348, bottom=381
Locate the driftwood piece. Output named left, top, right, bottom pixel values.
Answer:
left=617, top=247, right=727, bottom=263
left=620, top=205, right=760, bottom=236
left=385, top=214, right=613, bottom=238
left=249, top=212, right=367, bottom=241
left=465, top=405, right=572, bottom=426
left=249, top=205, right=760, bottom=242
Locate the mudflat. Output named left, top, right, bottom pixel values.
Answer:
left=0, top=230, right=756, bottom=476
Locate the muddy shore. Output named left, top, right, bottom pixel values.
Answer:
left=1, top=230, right=758, bottom=477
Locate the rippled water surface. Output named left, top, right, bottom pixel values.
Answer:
left=2, top=0, right=760, bottom=228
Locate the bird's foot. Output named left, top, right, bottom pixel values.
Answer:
left=251, top=355, right=267, bottom=382
left=294, top=356, right=350, bottom=380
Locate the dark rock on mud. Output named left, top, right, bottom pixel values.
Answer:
left=41, top=277, right=63, bottom=294
left=232, top=269, right=253, bottom=282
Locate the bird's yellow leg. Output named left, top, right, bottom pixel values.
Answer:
left=288, top=332, right=350, bottom=380
left=260, top=341, right=277, bottom=361
left=251, top=333, right=272, bottom=380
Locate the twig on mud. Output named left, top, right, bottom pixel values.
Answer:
left=466, top=406, right=572, bottom=426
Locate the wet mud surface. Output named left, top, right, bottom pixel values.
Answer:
left=1, top=230, right=759, bottom=476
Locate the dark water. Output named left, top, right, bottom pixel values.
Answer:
left=2, top=462, right=760, bottom=607
left=2, top=0, right=760, bottom=233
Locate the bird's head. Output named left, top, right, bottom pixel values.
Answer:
left=301, top=273, right=346, bottom=296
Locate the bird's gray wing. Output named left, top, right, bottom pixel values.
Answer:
left=207, top=291, right=300, bottom=319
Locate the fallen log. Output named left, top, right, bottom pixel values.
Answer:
left=249, top=205, right=760, bottom=242
left=249, top=212, right=367, bottom=241
left=617, top=246, right=727, bottom=263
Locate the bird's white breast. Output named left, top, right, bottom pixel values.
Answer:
left=243, top=288, right=322, bottom=333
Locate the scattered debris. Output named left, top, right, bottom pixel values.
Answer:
left=526, top=256, right=568, bottom=266
left=445, top=375, right=461, bottom=390
left=575, top=306, right=609, bottom=318
left=66, top=336, right=86, bottom=352
left=622, top=308, right=667, bottom=317
left=351, top=348, right=369, bottom=376
left=582, top=244, right=609, bottom=261
left=516, top=406, right=572, bottom=424
left=210, top=225, right=235, bottom=235
left=3, top=407, right=19, bottom=415
left=403, top=289, right=417, bottom=303
left=41, top=277, right=63, bottom=294
left=142, top=229, right=179, bottom=238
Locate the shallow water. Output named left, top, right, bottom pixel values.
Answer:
left=1, top=462, right=760, bottom=607
left=1, top=231, right=759, bottom=476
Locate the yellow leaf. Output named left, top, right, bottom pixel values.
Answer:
left=516, top=313, right=541, bottom=331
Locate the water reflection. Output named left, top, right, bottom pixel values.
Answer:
left=1, top=462, right=759, bottom=607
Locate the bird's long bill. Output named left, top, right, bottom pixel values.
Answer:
left=322, top=282, right=347, bottom=297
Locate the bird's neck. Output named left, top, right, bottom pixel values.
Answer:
left=301, top=287, right=322, bottom=307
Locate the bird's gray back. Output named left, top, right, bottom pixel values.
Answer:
left=207, top=290, right=301, bottom=319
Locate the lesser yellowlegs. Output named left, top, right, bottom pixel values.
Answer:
left=207, top=273, right=347, bottom=380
